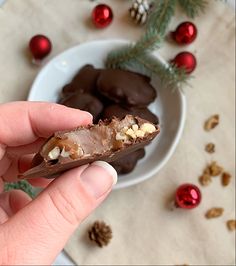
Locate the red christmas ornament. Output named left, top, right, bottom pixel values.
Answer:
left=175, top=183, right=201, bottom=209
left=172, top=52, right=197, bottom=74
left=172, top=21, right=197, bottom=45
left=92, top=4, right=113, bottom=28
left=29, top=34, right=52, bottom=60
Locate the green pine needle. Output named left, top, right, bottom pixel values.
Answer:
left=117, top=54, right=190, bottom=90
left=4, top=180, right=36, bottom=198
left=178, top=0, right=208, bottom=18
left=106, top=0, right=176, bottom=69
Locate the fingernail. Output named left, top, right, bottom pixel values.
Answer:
left=80, top=161, right=117, bottom=199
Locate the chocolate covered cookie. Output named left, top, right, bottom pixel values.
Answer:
left=111, top=148, right=145, bottom=174
left=21, top=115, right=160, bottom=179
left=96, top=69, right=157, bottom=107
left=102, top=104, right=159, bottom=124
left=61, top=65, right=100, bottom=97
left=59, top=93, right=103, bottom=122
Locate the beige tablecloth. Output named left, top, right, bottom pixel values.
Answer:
left=0, top=1, right=235, bottom=265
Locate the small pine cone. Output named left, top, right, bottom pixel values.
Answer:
left=88, top=221, right=112, bottom=247
left=129, top=0, right=150, bottom=25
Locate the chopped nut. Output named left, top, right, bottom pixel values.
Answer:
left=140, top=123, right=156, bottom=133
left=125, top=128, right=137, bottom=139
left=226, top=220, right=236, bottom=231
left=205, top=207, right=224, bottom=219
left=116, top=132, right=128, bottom=141
left=70, top=146, right=84, bottom=159
left=135, top=129, right=145, bottom=138
left=199, top=174, right=212, bottom=186
left=132, top=124, right=139, bottom=131
left=204, top=114, right=219, bottom=131
left=204, top=161, right=223, bottom=177
left=205, top=143, right=215, bottom=153
left=60, top=148, right=70, bottom=158
left=48, top=146, right=60, bottom=160
left=221, top=172, right=231, bottom=186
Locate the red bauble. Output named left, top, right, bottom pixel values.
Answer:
left=172, top=52, right=197, bottom=74
left=175, top=183, right=201, bottom=209
left=29, top=34, right=52, bottom=60
left=172, top=21, right=197, bottom=45
left=92, top=4, right=113, bottom=28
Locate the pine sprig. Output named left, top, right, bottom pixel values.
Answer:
left=178, top=0, right=208, bottom=18
left=146, top=0, right=176, bottom=35
left=105, top=0, right=210, bottom=88
left=118, top=54, right=189, bottom=90
left=106, top=0, right=176, bottom=69
left=4, top=180, right=36, bottom=198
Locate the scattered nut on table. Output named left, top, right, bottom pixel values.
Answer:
left=205, top=143, right=215, bottom=153
left=204, top=161, right=223, bottom=176
left=226, top=220, right=236, bottom=231
left=205, top=207, right=224, bottom=219
left=221, top=172, right=232, bottom=186
left=199, top=174, right=212, bottom=186
left=204, top=114, right=219, bottom=131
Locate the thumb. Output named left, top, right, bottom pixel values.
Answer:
left=0, top=161, right=117, bottom=265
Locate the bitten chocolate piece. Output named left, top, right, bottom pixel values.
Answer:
left=21, top=115, right=159, bottom=179
left=111, top=148, right=145, bottom=174
left=103, top=104, right=159, bottom=124
left=61, top=65, right=100, bottom=97
left=96, top=69, right=157, bottom=107
left=59, top=93, right=103, bottom=122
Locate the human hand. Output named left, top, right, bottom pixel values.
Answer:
left=0, top=102, right=117, bottom=265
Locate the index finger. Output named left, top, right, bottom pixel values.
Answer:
left=0, top=101, right=93, bottom=147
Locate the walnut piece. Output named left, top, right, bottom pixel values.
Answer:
left=205, top=143, right=215, bottom=153
left=205, top=207, right=224, bottom=219
left=204, top=114, right=219, bottom=131
left=88, top=221, right=112, bottom=247
left=204, top=161, right=223, bottom=177
left=221, top=172, right=231, bottom=186
left=226, top=220, right=236, bottom=231
left=199, top=174, right=212, bottom=186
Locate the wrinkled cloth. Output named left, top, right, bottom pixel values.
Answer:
left=0, top=0, right=235, bottom=265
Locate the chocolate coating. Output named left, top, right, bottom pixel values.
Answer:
left=111, top=148, right=145, bottom=174
left=102, top=104, right=159, bottom=124
left=96, top=69, right=157, bottom=107
left=61, top=65, right=100, bottom=97
left=60, top=93, right=103, bottom=122
left=21, top=115, right=160, bottom=179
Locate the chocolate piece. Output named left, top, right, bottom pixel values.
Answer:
left=102, top=104, right=159, bottom=124
left=21, top=115, right=160, bottom=179
left=60, top=93, right=103, bottom=122
left=111, top=148, right=145, bottom=174
left=61, top=65, right=100, bottom=97
left=96, top=69, right=157, bottom=107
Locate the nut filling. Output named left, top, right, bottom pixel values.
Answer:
left=116, top=123, right=156, bottom=141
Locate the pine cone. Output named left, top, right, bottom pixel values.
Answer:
left=88, top=221, right=112, bottom=247
left=129, top=0, right=150, bottom=25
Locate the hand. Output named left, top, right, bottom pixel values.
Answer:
left=0, top=102, right=117, bottom=265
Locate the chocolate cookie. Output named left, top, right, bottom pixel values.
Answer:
left=111, top=148, right=145, bottom=174
left=21, top=115, right=160, bottom=179
left=96, top=69, right=157, bottom=107
left=102, top=104, right=159, bottom=124
left=60, top=93, right=103, bottom=122
left=61, top=65, right=100, bottom=97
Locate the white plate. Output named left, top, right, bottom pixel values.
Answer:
left=28, top=39, right=186, bottom=189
